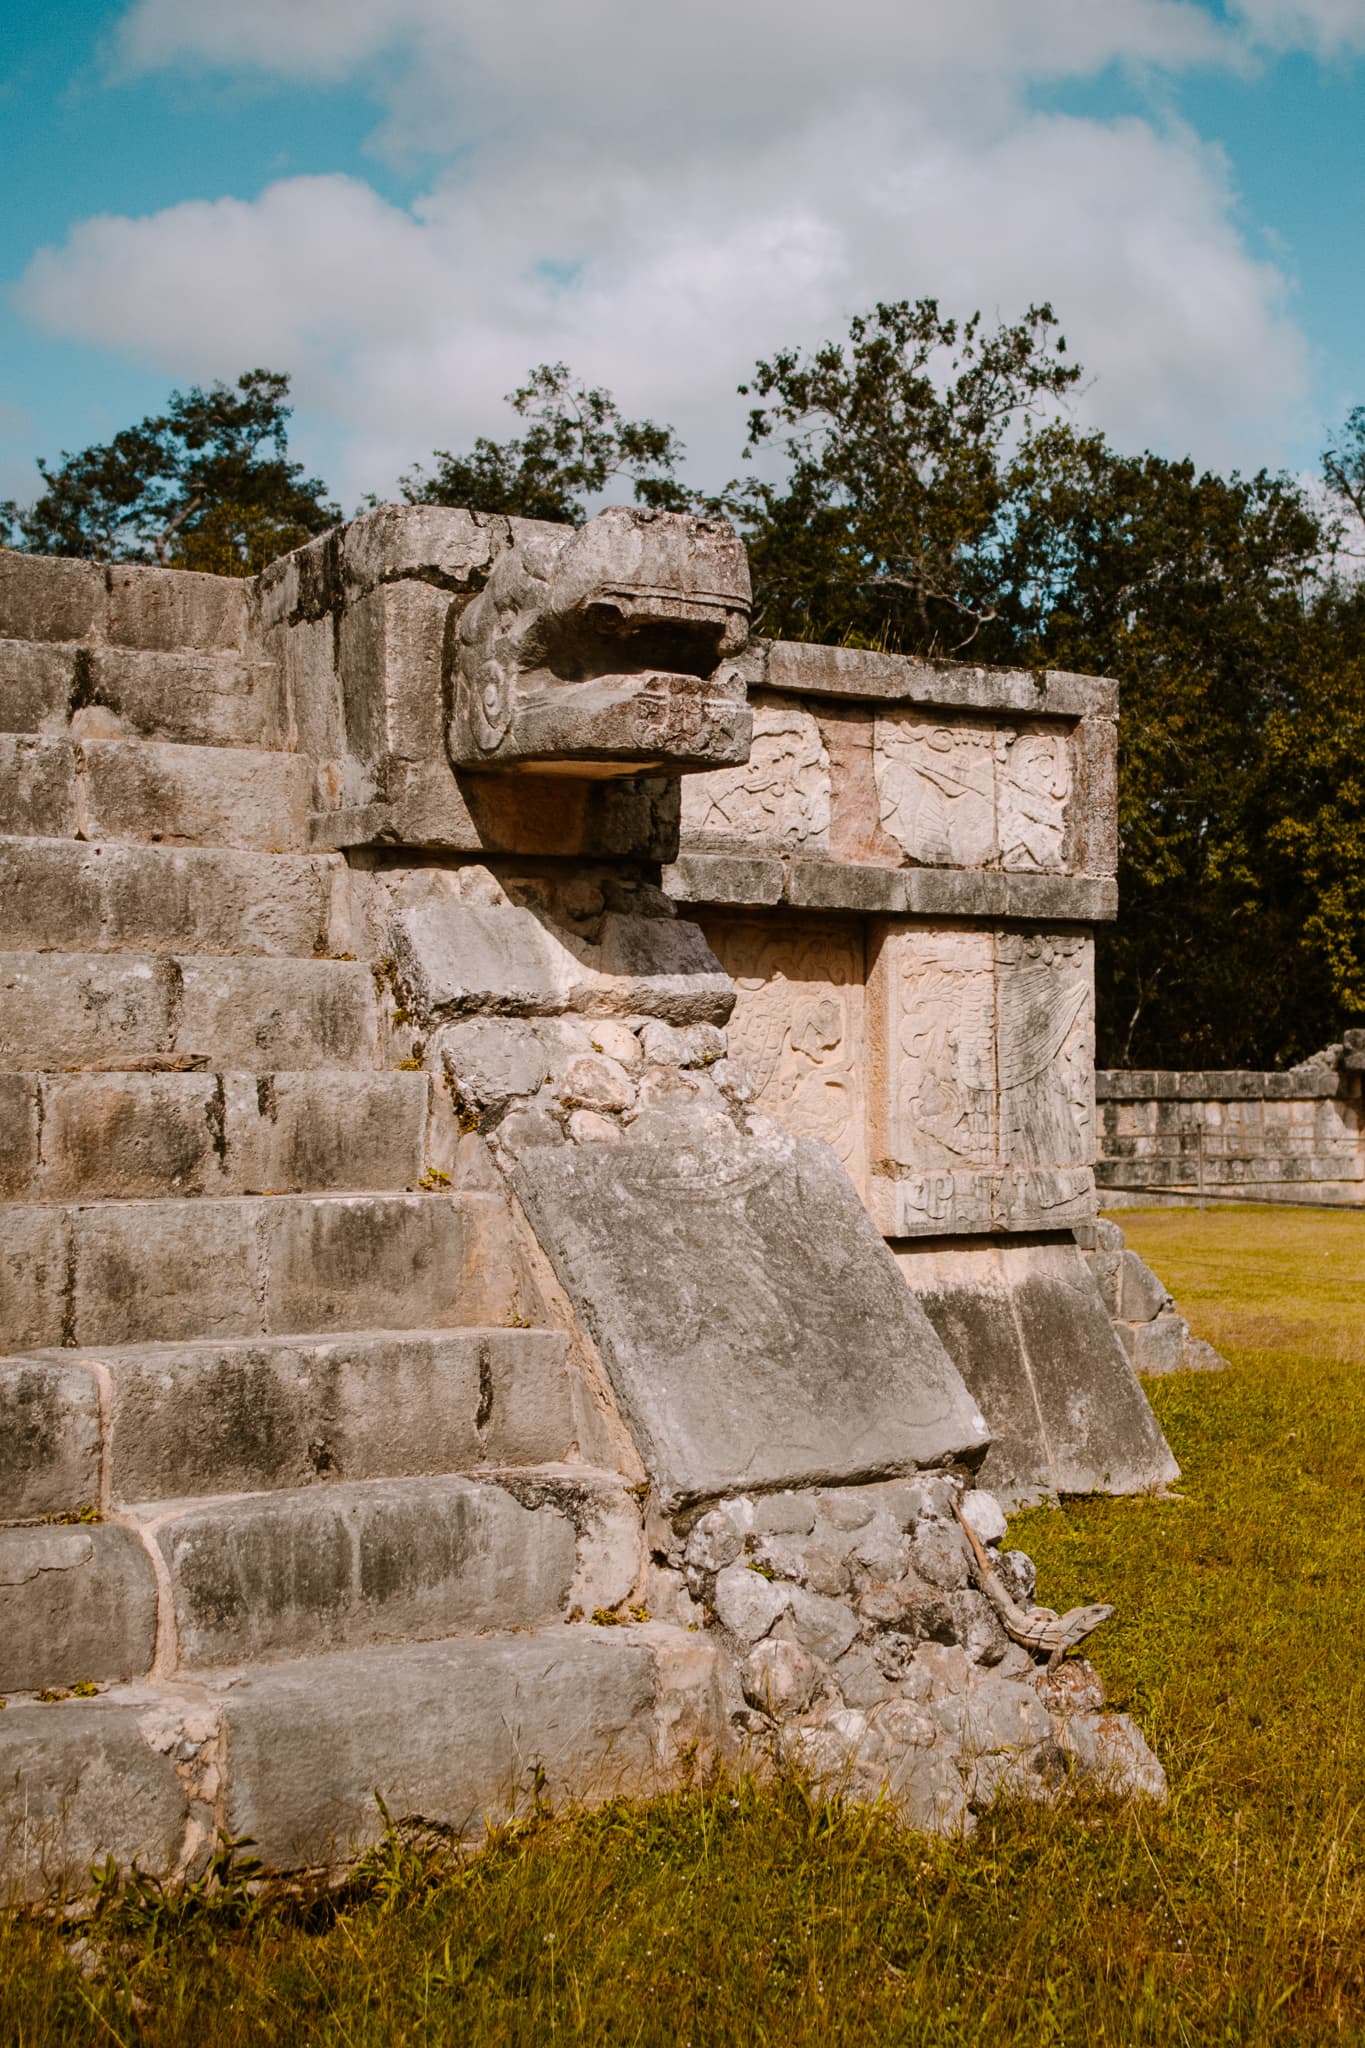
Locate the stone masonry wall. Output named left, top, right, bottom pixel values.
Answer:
left=1097, top=1039, right=1365, bottom=1207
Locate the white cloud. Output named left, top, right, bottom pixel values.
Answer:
left=1231, top=0, right=1365, bottom=54
left=10, top=0, right=1326, bottom=502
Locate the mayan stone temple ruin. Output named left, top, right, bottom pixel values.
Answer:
left=1, top=505, right=1183, bottom=1895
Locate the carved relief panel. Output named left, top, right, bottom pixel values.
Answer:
left=701, top=917, right=866, bottom=1194
left=872, top=715, right=1073, bottom=873
left=681, top=704, right=830, bottom=856
left=867, top=923, right=1095, bottom=1236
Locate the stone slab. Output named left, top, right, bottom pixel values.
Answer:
left=0, top=951, right=376, bottom=1070
left=77, top=1328, right=576, bottom=1500
left=74, top=740, right=312, bottom=851
left=0, top=551, right=106, bottom=643
left=0, top=1192, right=510, bottom=1350
left=213, top=1628, right=664, bottom=1869
left=0, top=1696, right=189, bottom=1901
left=509, top=1122, right=988, bottom=1508
left=0, top=734, right=78, bottom=836
left=897, top=1240, right=1178, bottom=1507
left=0, top=838, right=348, bottom=958
left=0, top=1356, right=101, bottom=1522
left=157, top=1475, right=576, bottom=1667
left=761, top=639, right=1116, bottom=718
left=0, top=639, right=80, bottom=733
left=0, top=1524, right=158, bottom=1692
left=80, top=646, right=288, bottom=749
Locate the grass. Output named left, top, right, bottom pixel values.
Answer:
left=6, top=1204, right=1365, bottom=2045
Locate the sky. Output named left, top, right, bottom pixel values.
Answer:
left=2, top=0, right=1364, bottom=515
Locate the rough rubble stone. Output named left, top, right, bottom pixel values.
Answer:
left=712, top=1563, right=790, bottom=1645
left=959, top=1489, right=1008, bottom=1547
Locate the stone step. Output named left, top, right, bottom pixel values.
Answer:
left=0, top=636, right=289, bottom=751
left=1, top=553, right=251, bottom=655
left=0, top=1069, right=434, bottom=1202
left=1, top=1329, right=577, bottom=1518
left=0, top=839, right=352, bottom=958
left=0, top=1622, right=706, bottom=1896
left=0, top=951, right=377, bottom=1072
left=2, top=1190, right=520, bottom=1354
left=0, top=736, right=312, bottom=849
left=0, top=1470, right=616, bottom=1691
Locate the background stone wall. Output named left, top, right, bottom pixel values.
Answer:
left=1096, top=1039, right=1365, bottom=1207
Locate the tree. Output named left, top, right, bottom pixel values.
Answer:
left=400, top=363, right=694, bottom=524
left=0, top=370, right=338, bottom=576
left=725, top=298, right=1081, bottom=653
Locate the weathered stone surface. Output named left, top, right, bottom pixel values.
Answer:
left=79, top=646, right=288, bottom=748
left=18, top=1069, right=428, bottom=1201
left=157, top=1476, right=576, bottom=1666
left=680, top=703, right=829, bottom=855
left=0, top=1356, right=101, bottom=1521
left=1, top=1192, right=511, bottom=1349
left=0, top=839, right=349, bottom=957
left=701, top=917, right=868, bottom=1193
left=0, top=734, right=78, bottom=836
left=215, top=1629, right=663, bottom=1867
left=867, top=924, right=1095, bottom=1236
left=0, top=951, right=376, bottom=1070
left=0, top=1698, right=189, bottom=1901
left=338, top=579, right=449, bottom=774
left=898, top=1240, right=1178, bottom=1507
left=0, top=1525, right=158, bottom=1692
left=873, top=715, right=1074, bottom=873
left=105, top=565, right=248, bottom=653
left=1118, top=1312, right=1189, bottom=1375
left=662, top=852, right=786, bottom=907
left=450, top=507, right=752, bottom=774
left=83, top=1328, right=576, bottom=1501
left=760, top=638, right=1115, bottom=719
left=0, top=551, right=105, bottom=643
left=73, top=741, right=312, bottom=850
left=1118, top=1249, right=1171, bottom=1322
left=393, top=899, right=733, bottom=1026
left=0, top=639, right=80, bottom=732
left=509, top=1122, right=988, bottom=1508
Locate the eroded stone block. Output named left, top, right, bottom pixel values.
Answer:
left=509, top=1121, right=988, bottom=1508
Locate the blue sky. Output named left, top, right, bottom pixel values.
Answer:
left=2, top=0, right=1363, bottom=513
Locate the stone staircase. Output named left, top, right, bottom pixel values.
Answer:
left=0, top=554, right=687, bottom=1897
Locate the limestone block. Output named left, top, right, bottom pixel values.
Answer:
left=1118, top=1249, right=1171, bottom=1323
left=74, top=741, right=312, bottom=850
left=700, top=916, right=868, bottom=1192
left=157, top=1476, right=576, bottom=1667
left=393, top=900, right=732, bottom=1027
left=0, top=840, right=346, bottom=959
left=0, top=1525, right=158, bottom=1692
left=0, top=638, right=79, bottom=732
left=0, top=1070, right=38, bottom=1196
left=662, top=852, right=786, bottom=907
left=680, top=703, right=830, bottom=855
left=105, top=564, right=247, bottom=653
left=508, top=1121, right=989, bottom=1508
left=0, top=1698, right=189, bottom=1901
left=90, top=1328, right=576, bottom=1501
left=1118, top=1312, right=1189, bottom=1375
left=337, top=579, right=448, bottom=771
left=80, top=647, right=289, bottom=749
left=450, top=507, right=752, bottom=775
left=0, top=1204, right=70, bottom=1354
left=0, top=1357, right=102, bottom=1522
left=261, top=1191, right=512, bottom=1334
left=214, top=1630, right=660, bottom=1868
left=897, top=1240, right=1178, bottom=1508
left=0, top=734, right=78, bottom=835
left=0, top=550, right=105, bottom=643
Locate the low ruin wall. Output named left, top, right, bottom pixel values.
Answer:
left=1097, top=1039, right=1365, bottom=1206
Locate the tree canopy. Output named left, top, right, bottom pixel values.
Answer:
left=1, top=370, right=337, bottom=576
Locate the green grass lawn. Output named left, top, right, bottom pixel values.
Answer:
left=6, top=1205, right=1365, bottom=2046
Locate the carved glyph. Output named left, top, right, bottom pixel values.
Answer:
left=873, top=715, right=1073, bottom=873
left=680, top=706, right=830, bottom=854
left=702, top=919, right=867, bottom=1192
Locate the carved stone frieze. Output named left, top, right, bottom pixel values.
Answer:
left=701, top=918, right=867, bottom=1192
left=448, top=506, right=753, bottom=776
left=679, top=705, right=830, bottom=855
left=873, top=715, right=1073, bottom=874
left=868, top=924, right=1095, bottom=1235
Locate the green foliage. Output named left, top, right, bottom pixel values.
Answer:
left=7, top=1205, right=1365, bottom=2044
left=0, top=370, right=338, bottom=575
left=400, top=362, right=694, bottom=524
left=726, top=296, right=1080, bottom=653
